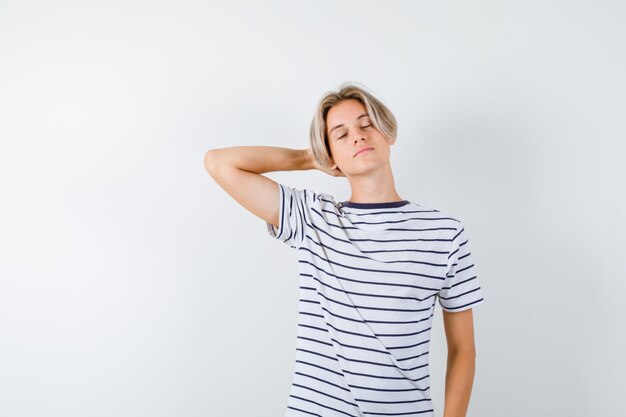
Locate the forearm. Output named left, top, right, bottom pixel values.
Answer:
left=205, top=146, right=314, bottom=174
left=442, top=349, right=476, bottom=417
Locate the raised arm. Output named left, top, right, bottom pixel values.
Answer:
left=203, top=146, right=314, bottom=228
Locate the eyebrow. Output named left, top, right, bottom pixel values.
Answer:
left=329, top=113, right=370, bottom=136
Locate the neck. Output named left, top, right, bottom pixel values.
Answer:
left=345, top=164, right=403, bottom=203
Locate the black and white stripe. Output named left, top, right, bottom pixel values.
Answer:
left=266, top=182, right=485, bottom=417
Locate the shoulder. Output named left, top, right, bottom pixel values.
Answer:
left=276, top=182, right=338, bottom=211
left=315, top=191, right=337, bottom=206
left=410, top=200, right=463, bottom=228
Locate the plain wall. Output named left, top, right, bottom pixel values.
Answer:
left=1, top=1, right=624, bottom=416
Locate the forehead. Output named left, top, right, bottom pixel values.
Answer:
left=327, top=99, right=366, bottom=121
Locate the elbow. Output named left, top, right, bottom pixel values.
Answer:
left=448, top=346, right=476, bottom=359
left=204, top=149, right=219, bottom=176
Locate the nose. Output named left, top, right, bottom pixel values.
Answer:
left=353, top=125, right=368, bottom=142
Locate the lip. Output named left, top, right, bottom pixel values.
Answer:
left=354, top=147, right=374, bottom=157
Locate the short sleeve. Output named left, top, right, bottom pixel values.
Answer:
left=438, top=221, right=485, bottom=312
left=265, top=182, right=316, bottom=249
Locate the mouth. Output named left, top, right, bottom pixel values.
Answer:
left=354, top=147, right=374, bottom=157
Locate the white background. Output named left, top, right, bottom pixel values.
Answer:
left=1, top=1, right=624, bottom=416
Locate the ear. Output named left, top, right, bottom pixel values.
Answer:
left=327, top=155, right=337, bottom=169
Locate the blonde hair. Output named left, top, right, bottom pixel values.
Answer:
left=309, top=81, right=398, bottom=168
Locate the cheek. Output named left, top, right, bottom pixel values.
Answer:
left=333, top=142, right=352, bottom=158
left=329, top=139, right=343, bottom=153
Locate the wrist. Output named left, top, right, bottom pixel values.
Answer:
left=300, top=148, right=316, bottom=171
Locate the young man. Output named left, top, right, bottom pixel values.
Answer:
left=204, top=82, right=485, bottom=417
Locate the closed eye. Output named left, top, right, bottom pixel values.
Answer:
left=338, top=125, right=372, bottom=139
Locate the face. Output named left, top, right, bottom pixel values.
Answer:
left=326, top=99, right=394, bottom=176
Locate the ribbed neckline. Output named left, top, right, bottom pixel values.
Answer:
left=339, top=200, right=410, bottom=209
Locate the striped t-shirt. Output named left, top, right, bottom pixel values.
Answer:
left=265, top=182, right=485, bottom=417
